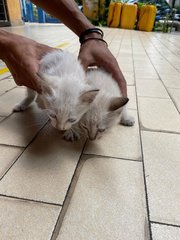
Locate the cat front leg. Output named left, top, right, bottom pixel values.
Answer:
left=120, top=107, right=135, bottom=126
left=63, top=125, right=81, bottom=142
left=13, top=88, right=37, bottom=112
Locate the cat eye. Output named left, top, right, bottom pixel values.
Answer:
left=98, top=129, right=105, bottom=133
left=68, top=118, right=76, bottom=123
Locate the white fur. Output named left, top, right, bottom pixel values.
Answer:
left=66, top=69, right=135, bottom=141
left=13, top=50, right=98, bottom=133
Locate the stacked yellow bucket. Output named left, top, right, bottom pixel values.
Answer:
left=107, top=1, right=156, bottom=32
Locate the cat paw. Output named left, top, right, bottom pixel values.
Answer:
left=63, top=130, right=80, bottom=142
left=13, top=104, right=27, bottom=112
left=120, top=116, right=135, bottom=126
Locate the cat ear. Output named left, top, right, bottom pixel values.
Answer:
left=108, top=97, right=129, bottom=111
left=80, top=89, right=99, bottom=104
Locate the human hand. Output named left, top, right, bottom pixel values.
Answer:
left=78, top=39, right=127, bottom=97
left=1, top=32, right=54, bottom=93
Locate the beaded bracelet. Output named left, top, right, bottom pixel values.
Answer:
left=80, top=37, right=108, bottom=47
left=79, top=28, right=104, bottom=44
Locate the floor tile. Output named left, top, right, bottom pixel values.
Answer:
left=0, top=87, right=26, bottom=116
left=136, top=79, right=169, bottom=98
left=136, top=77, right=160, bottom=82
left=123, top=72, right=135, bottom=85
left=154, top=65, right=178, bottom=75
left=0, top=196, right=60, bottom=240
left=168, top=88, right=180, bottom=112
left=160, top=74, right=180, bottom=88
left=142, top=131, right=180, bottom=225
left=138, top=97, right=180, bottom=132
left=118, top=63, right=134, bottom=72
left=84, top=110, right=142, bottom=160
left=0, top=72, right=11, bottom=80
left=0, top=124, right=85, bottom=204
left=0, top=105, right=48, bottom=147
left=151, top=223, right=180, bottom=240
left=0, top=145, right=23, bottom=178
left=127, top=86, right=137, bottom=109
left=135, top=70, right=159, bottom=79
left=58, top=157, right=147, bottom=240
left=0, top=78, right=16, bottom=96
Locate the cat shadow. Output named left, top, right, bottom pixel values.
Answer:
left=21, top=120, right=86, bottom=171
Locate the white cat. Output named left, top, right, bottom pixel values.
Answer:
left=64, top=69, right=135, bottom=141
left=13, top=50, right=99, bottom=134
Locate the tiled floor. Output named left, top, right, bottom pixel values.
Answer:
left=0, top=24, right=180, bottom=240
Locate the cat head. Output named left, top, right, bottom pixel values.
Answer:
left=36, top=73, right=99, bottom=131
left=80, top=96, right=129, bottom=140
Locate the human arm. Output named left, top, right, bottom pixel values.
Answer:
left=0, top=0, right=127, bottom=96
left=31, top=0, right=127, bottom=96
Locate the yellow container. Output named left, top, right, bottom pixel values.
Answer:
left=82, top=0, right=106, bottom=21
left=82, top=0, right=99, bottom=21
left=120, top=4, right=137, bottom=29
left=137, top=5, right=157, bottom=32
left=107, top=2, right=122, bottom=28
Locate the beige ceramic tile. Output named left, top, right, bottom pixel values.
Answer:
left=136, top=79, right=169, bottom=98
left=154, top=65, right=179, bottom=75
left=123, top=72, right=135, bottom=85
left=160, top=74, right=180, bottom=88
left=142, top=131, right=180, bottom=225
left=58, top=157, right=147, bottom=240
left=136, top=77, right=160, bottom=82
left=138, top=97, right=180, bottom=132
left=0, top=196, right=60, bottom=240
left=127, top=86, right=137, bottom=109
left=135, top=70, right=159, bottom=79
left=168, top=88, right=180, bottom=112
left=0, top=105, right=48, bottom=147
left=0, top=124, right=85, bottom=204
left=118, top=63, right=134, bottom=72
left=151, top=224, right=180, bottom=240
left=0, top=72, right=11, bottom=80
left=0, top=87, right=26, bottom=116
left=0, top=78, right=16, bottom=95
left=84, top=110, right=142, bottom=160
left=0, top=145, right=23, bottom=177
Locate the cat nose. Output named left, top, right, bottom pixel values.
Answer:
left=57, top=125, right=66, bottom=131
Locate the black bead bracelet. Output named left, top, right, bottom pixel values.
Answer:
left=79, top=28, right=104, bottom=44
left=80, top=37, right=108, bottom=47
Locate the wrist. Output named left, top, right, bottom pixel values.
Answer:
left=79, top=27, right=104, bottom=45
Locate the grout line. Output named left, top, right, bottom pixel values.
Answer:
left=50, top=140, right=88, bottom=240
left=82, top=153, right=142, bottom=162
left=151, top=221, right=180, bottom=228
left=0, top=194, right=62, bottom=207
left=141, top=128, right=180, bottom=136
left=142, top=33, right=180, bottom=114
left=0, top=120, right=49, bottom=181
left=0, top=86, right=18, bottom=97
left=151, top=34, right=180, bottom=58
left=137, top=95, right=170, bottom=100
left=131, top=30, right=153, bottom=240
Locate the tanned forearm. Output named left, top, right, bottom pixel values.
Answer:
left=31, top=0, right=94, bottom=36
left=0, top=30, right=11, bottom=60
